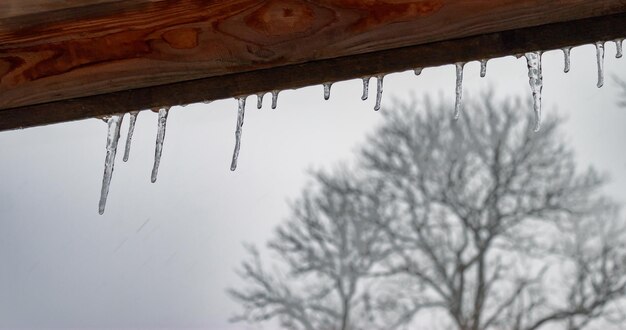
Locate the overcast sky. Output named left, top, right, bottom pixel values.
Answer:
left=1, top=43, right=626, bottom=329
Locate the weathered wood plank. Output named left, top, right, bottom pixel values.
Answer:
left=0, top=1, right=625, bottom=130
left=0, top=0, right=124, bottom=19
left=1, top=0, right=625, bottom=112
left=1, top=11, right=625, bottom=131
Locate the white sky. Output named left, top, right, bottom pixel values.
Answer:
left=1, top=43, right=625, bottom=329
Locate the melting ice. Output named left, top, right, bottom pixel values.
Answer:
left=151, top=107, right=170, bottom=183
left=374, top=75, right=384, bottom=111
left=123, top=111, right=139, bottom=162
left=562, top=47, right=572, bottom=73
left=453, top=62, right=465, bottom=120
left=230, top=97, right=246, bottom=171
left=95, top=39, right=626, bottom=213
left=257, top=93, right=264, bottom=109
left=479, top=59, right=488, bottom=77
left=524, top=51, right=543, bottom=132
left=595, top=41, right=605, bottom=88
left=323, top=83, right=332, bottom=100
left=99, top=114, right=123, bottom=215
left=271, top=90, right=279, bottom=109
left=361, top=77, right=371, bottom=100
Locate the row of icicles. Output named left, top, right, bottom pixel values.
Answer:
left=98, top=39, right=624, bottom=214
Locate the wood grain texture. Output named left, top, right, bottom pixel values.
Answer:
left=0, top=0, right=124, bottom=19
left=2, top=11, right=625, bottom=131
left=0, top=1, right=625, bottom=130
left=2, top=0, right=626, bottom=110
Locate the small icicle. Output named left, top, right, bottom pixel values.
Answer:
left=374, top=75, right=384, bottom=111
left=271, top=90, right=279, bottom=109
left=524, top=52, right=543, bottom=132
left=323, top=83, right=332, bottom=100
left=615, top=39, right=623, bottom=59
left=230, top=97, right=246, bottom=171
left=479, top=59, right=488, bottom=77
left=151, top=107, right=170, bottom=183
left=453, top=62, right=465, bottom=120
left=562, top=47, right=572, bottom=73
left=122, top=111, right=139, bottom=162
left=414, top=68, right=423, bottom=76
left=595, top=41, right=605, bottom=88
left=361, top=77, right=371, bottom=100
left=256, top=93, right=264, bottom=109
left=99, top=114, right=123, bottom=215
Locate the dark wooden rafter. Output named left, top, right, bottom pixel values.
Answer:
left=1, top=1, right=626, bottom=131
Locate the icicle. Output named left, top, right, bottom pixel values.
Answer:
left=122, top=111, right=139, bottom=162
left=151, top=107, right=170, bottom=183
left=595, top=41, right=605, bottom=88
left=271, top=90, right=279, bottom=109
left=562, top=47, right=572, bottom=73
left=230, top=97, right=246, bottom=171
left=414, top=68, right=423, bottom=76
left=257, top=93, right=264, bottom=109
left=615, top=39, right=623, bottom=59
left=99, top=114, right=123, bottom=215
left=323, top=83, right=332, bottom=100
left=524, top=52, right=543, bottom=132
left=361, top=77, right=370, bottom=100
left=453, top=62, right=465, bottom=120
left=202, top=100, right=212, bottom=105
left=479, top=59, right=488, bottom=77
left=374, top=75, right=384, bottom=111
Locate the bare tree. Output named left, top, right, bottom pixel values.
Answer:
left=229, top=170, right=422, bottom=330
left=359, top=92, right=626, bottom=329
left=230, top=92, right=626, bottom=329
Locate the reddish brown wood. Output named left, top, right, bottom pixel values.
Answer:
left=1, top=11, right=625, bottom=131
left=0, top=1, right=625, bottom=130
left=2, top=1, right=626, bottom=110
left=0, top=0, right=123, bottom=19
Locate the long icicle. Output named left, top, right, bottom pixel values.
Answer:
left=99, top=114, right=123, bottom=215
left=271, top=90, right=279, bottom=109
left=151, top=107, right=170, bottom=183
left=374, top=75, right=384, bottom=111
left=361, top=77, right=371, bottom=100
left=257, top=93, right=264, bottom=109
left=616, top=39, right=624, bottom=58
left=453, top=62, right=465, bottom=120
left=479, top=59, right=488, bottom=77
left=562, top=47, right=572, bottom=73
left=123, top=111, right=140, bottom=162
left=524, top=52, right=543, bottom=132
left=230, top=97, right=246, bottom=171
left=595, top=41, right=605, bottom=88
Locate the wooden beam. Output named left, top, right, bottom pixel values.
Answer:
left=0, top=1, right=123, bottom=19
left=0, top=1, right=625, bottom=130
